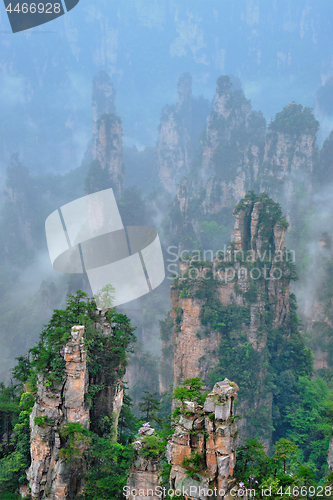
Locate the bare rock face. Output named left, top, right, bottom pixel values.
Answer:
left=167, top=379, right=238, bottom=499
left=157, top=73, right=210, bottom=194
left=192, top=75, right=265, bottom=210
left=28, top=325, right=89, bottom=499
left=157, top=73, right=193, bottom=193
left=261, top=102, right=318, bottom=223
left=92, top=70, right=116, bottom=134
left=94, top=113, right=124, bottom=197
left=127, top=457, right=161, bottom=500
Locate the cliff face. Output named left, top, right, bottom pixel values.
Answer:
left=164, top=79, right=321, bottom=256
left=171, top=278, right=221, bottom=386
left=167, top=379, right=238, bottom=499
left=165, top=75, right=266, bottom=249
left=2, top=154, right=37, bottom=259
left=92, top=70, right=117, bottom=134
left=28, top=316, right=125, bottom=499
left=93, top=113, right=124, bottom=197
left=157, top=73, right=209, bottom=193
left=305, top=233, right=333, bottom=372
left=28, top=326, right=89, bottom=499
left=166, top=193, right=295, bottom=445
left=261, top=103, right=318, bottom=223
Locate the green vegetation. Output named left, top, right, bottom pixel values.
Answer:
left=138, top=391, right=161, bottom=424
left=59, top=422, right=91, bottom=462
left=182, top=452, right=205, bottom=480
left=0, top=291, right=137, bottom=498
left=268, top=103, right=319, bottom=137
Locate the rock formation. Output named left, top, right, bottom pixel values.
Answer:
left=157, top=73, right=209, bottom=193
left=304, top=232, right=333, bottom=372
left=127, top=380, right=238, bottom=500
left=167, top=379, right=238, bottom=499
left=165, top=193, right=295, bottom=445
left=28, top=325, right=89, bottom=499
left=92, top=70, right=117, bottom=134
left=27, top=317, right=125, bottom=499
left=164, top=75, right=266, bottom=249
left=93, top=112, right=125, bottom=197
left=127, top=423, right=161, bottom=500
left=85, top=70, right=124, bottom=197
left=261, top=102, right=319, bottom=223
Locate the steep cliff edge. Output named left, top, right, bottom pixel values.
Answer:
left=164, top=193, right=312, bottom=446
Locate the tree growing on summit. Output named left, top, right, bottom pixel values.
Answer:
left=173, top=377, right=206, bottom=406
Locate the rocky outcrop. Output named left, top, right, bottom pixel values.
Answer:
left=261, top=102, right=318, bottom=223
left=92, top=70, right=116, bottom=134
left=127, top=423, right=161, bottom=500
left=165, top=75, right=266, bottom=249
left=168, top=193, right=293, bottom=445
left=27, top=316, right=125, bottom=499
left=28, top=325, right=89, bottom=499
left=93, top=112, right=124, bottom=197
left=157, top=73, right=209, bottom=193
left=167, top=379, right=238, bottom=499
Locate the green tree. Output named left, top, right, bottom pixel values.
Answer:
left=234, top=438, right=273, bottom=484
left=274, top=438, right=298, bottom=474
left=173, top=377, right=206, bottom=406
left=138, top=391, right=161, bottom=423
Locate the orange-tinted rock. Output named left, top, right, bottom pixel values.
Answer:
left=168, top=196, right=291, bottom=447
left=167, top=379, right=238, bottom=499
left=28, top=326, right=89, bottom=499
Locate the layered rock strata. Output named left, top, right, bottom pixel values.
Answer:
left=167, top=379, right=238, bottom=499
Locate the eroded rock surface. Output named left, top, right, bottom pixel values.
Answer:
left=167, top=379, right=238, bottom=500
left=28, top=325, right=89, bottom=499
left=166, top=194, right=292, bottom=446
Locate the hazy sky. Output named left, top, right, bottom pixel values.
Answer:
left=0, top=0, right=332, bottom=172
